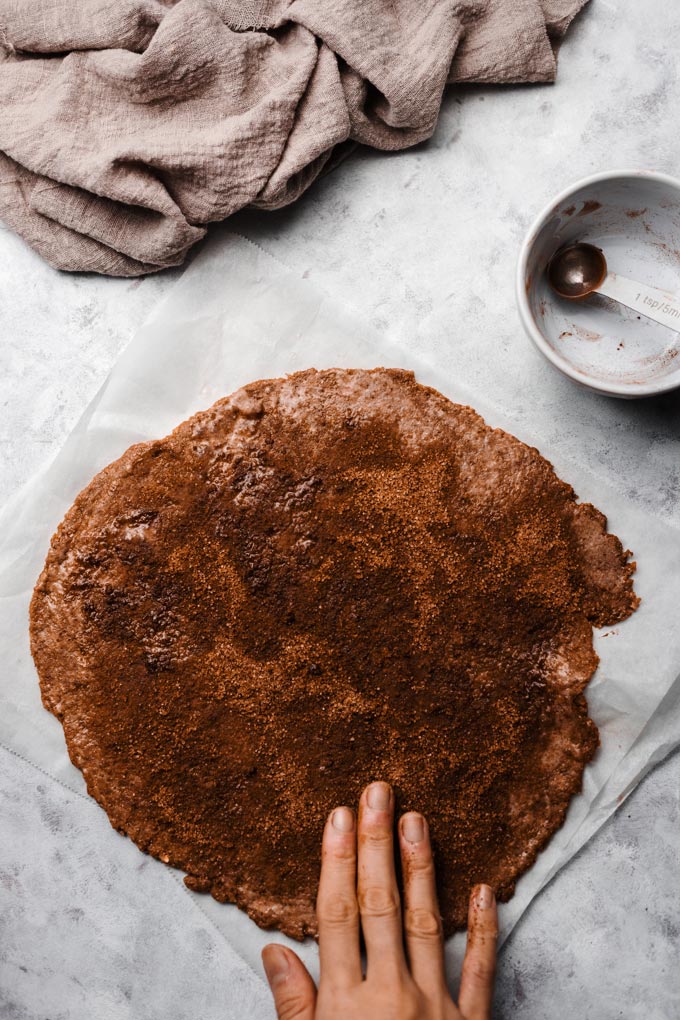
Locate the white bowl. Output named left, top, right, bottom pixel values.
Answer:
left=516, top=170, right=680, bottom=398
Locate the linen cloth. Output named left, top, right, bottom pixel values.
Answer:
left=0, top=0, right=588, bottom=276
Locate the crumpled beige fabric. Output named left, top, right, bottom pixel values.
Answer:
left=0, top=0, right=588, bottom=276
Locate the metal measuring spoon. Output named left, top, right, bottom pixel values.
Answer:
left=547, top=242, right=680, bottom=334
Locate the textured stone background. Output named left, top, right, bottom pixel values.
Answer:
left=2, top=0, right=680, bottom=1016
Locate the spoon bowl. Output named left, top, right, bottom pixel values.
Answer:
left=547, top=243, right=607, bottom=300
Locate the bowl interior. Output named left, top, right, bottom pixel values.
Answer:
left=523, top=175, right=680, bottom=395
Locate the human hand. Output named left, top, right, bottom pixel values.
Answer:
left=262, top=781, right=498, bottom=1020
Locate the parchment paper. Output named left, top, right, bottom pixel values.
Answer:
left=2, top=231, right=680, bottom=995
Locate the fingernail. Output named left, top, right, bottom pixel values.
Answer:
left=262, top=945, right=290, bottom=988
left=473, top=884, right=494, bottom=909
left=331, top=806, right=354, bottom=832
left=401, top=813, right=425, bottom=843
left=366, top=782, right=391, bottom=811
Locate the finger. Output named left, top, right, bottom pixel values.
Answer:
left=458, top=885, right=498, bottom=1020
left=357, top=781, right=406, bottom=977
left=399, top=812, right=446, bottom=998
left=262, top=944, right=317, bottom=1020
left=316, top=806, right=362, bottom=987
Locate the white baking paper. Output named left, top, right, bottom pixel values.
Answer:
left=2, top=231, right=680, bottom=996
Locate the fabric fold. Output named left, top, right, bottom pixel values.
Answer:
left=0, top=0, right=590, bottom=276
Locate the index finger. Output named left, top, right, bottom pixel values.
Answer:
left=316, top=806, right=362, bottom=988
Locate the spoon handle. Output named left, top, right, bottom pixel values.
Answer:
left=598, top=273, right=680, bottom=334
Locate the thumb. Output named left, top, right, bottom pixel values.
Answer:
left=262, top=944, right=317, bottom=1020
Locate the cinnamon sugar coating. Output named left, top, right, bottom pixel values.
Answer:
left=30, top=369, right=639, bottom=938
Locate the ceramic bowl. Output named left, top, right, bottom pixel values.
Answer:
left=516, top=170, right=680, bottom=398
